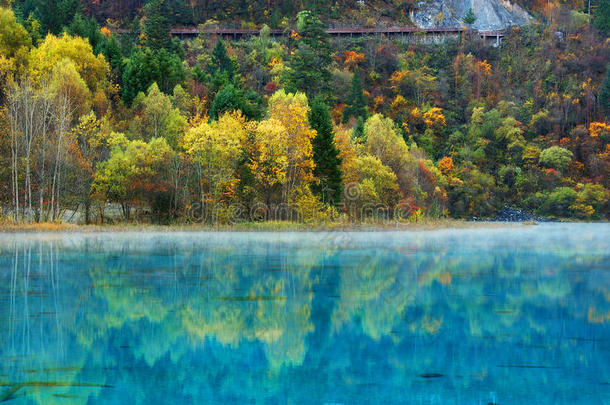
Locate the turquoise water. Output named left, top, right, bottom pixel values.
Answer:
left=0, top=224, right=609, bottom=404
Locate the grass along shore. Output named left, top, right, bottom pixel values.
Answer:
left=0, top=219, right=534, bottom=233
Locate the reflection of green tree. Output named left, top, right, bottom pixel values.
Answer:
left=331, top=233, right=608, bottom=344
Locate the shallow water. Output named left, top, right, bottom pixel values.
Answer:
left=0, top=224, right=608, bottom=404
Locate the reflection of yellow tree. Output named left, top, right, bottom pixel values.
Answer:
left=182, top=248, right=317, bottom=370
left=332, top=251, right=416, bottom=341
left=3, top=232, right=608, bottom=404
left=80, top=243, right=317, bottom=372
left=252, top=261, right=315, bottom=370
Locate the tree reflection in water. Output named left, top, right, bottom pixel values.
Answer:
left=0, top=225, right=608, bottom=404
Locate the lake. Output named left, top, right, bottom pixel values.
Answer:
left=0, top=224, right=608, bottom=404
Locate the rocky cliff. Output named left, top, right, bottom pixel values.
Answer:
left=411, top=0, right=532, bottom=30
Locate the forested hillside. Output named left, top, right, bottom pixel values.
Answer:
left=0, top=0, right=608, bottom=224
left=9, top=0, right=598, bottom=28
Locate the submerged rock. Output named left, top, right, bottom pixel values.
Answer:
left=419, top=373, right=444, bottom=378
left=412, top=0, right=532, bottom=31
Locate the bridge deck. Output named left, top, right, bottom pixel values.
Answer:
left=113, top=26, right=505, bottom=39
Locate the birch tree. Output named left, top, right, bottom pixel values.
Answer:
left=48, top=59, right=90, bottom=221
left=7, top=79, right=40, bottom=222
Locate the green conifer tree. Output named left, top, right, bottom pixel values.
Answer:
left=599, top=67, right=610, bottom=118
left=35, top=0, right=81, bottom=34
left=309, top=97, right=343, bottom=205
left=594, top=0, right=610, bottom=36
left=284, top=10, right=332, bottom=98
left=143, top=0, right=172, bottom=51
left=210, top=38, right=235, bottom=80
left=463, top=8, right=477, bottom=26
left=343, top=68, right=367, bottom=123
left=353, top=116, right=365, bottom=140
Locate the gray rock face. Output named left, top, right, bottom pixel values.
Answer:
left=411, top=0, right=532, bottom=31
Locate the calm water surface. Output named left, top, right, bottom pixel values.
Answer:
left=0, top=224, right=609, bottom=404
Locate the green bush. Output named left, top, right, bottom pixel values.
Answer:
left=536, top=187, right=577, bottom=218
left=539, top=146, right=573, bottom=171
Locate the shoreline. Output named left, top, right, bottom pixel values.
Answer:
left=0, top=220, right=549, bottom=233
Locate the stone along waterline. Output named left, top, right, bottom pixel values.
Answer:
left=0, top=224, right=608, bottom=404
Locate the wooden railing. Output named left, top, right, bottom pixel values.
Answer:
left=113, top=26, right=505, bottom=40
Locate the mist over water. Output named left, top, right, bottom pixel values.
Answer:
left=0, top=224, right=609, bottom=404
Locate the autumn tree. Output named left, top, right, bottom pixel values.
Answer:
left=7, top=79, right=42, bottom=222
left=350, top=155, right=400, bottom=219
left=0, top=6, right=31, bottom=55
left=93, top=137, right=174, bottom=221
left=389, top=68, right=437, bottom=108
left=364, top=114, right=410, bottom=176
left=539, top=146, right=574, bottom=171
left=182, top=111, right=247, bottom=217
left=422, top=107, right=448, bottom=157
left=131, top=83, right=186, bottom=149
left=250, top=118, right=289, bottom=207
left=68, top=112, right=106, bottom=224
left=250, top=90, right=317, bottom=207
left=0, top=6, right=31, bottom=94
left=28, top=33, right=110, bottom=95
left=48, top=59, right=91, bottom=221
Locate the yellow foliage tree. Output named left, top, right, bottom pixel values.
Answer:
left=0, top=7, right=31, bottom=88
left=266, top=90, right=316, bottom=199
left=423, top=107, right=447, bottom=131
left=343, top=50, right=366, bottom=70
left=589, top=122, right=610, bottom=138
left=438, top=156, right=454, bottom=176
left=28, top=33, right=110, bottom=94
left=182, top=111, right=247, bottom=202
left=334, top=125, right=359, bottom=185
left=364, top=114, right=410, bottom=177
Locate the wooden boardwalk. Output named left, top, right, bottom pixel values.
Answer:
left=113, top=26, right=505, bottom=42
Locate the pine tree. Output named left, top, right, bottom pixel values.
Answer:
left=353, top=116, right=365, bottom=140
left=35, top=0, right=81, bottom=34
left=463, top=8, right=477, bottom=26
left=599, top=67, right=610, bottom=118
left=210, top=38, right=235, bottom=81
left=594, top=0, right=610, bottom=36
left=309, top=97, right=343, bottom=205
left=284, top=10, right=332, bottom=98
left=68, top=13, right=103, bottom=52
left=209, top=84, right=262, bottom=121
left=343, top=68, right=367, bottom=123
left=143, top=0, right=172, bottom=51
left=100, top=35, right=123, bottom=77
